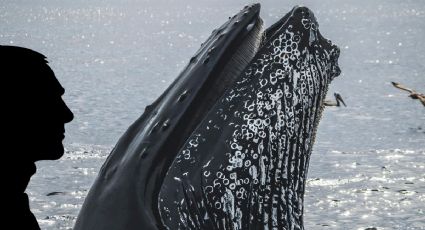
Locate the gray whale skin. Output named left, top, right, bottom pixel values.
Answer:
left=74, top=3, right=341, bottom=230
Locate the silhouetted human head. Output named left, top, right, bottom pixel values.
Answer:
left=1, top=45, right=74, bottom=162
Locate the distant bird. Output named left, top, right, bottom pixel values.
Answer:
left=392, top=82, right=425, bottom=107
left=324, top=93, right=347, bottom=107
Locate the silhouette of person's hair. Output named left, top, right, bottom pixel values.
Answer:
left=1, top=45, right=74, bottom=229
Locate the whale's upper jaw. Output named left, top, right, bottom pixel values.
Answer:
left=74, top=4, right=265, bottom=230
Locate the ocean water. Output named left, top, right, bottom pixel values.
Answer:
left=1, top=0, right=424, bottom=229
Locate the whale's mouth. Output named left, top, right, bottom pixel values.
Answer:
left=146, top=3, right=340, bottom=221
left=176, top=5, right=331, bottom=142
left=192, top=5, right=335, bottom=121
left=74, top=4, right=341, bottom=229
left=145, top=2, right=341, bottom=218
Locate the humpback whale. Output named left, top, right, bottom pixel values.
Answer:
left=74, top=4, right=341, bottom=230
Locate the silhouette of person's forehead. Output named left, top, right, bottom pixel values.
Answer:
left=1, top=45, right=64, bottom=97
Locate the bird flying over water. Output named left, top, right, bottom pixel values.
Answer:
left=392, top=82, right=425, bottom=107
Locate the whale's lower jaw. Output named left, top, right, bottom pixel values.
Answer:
left=74, top=4, right=340, bottom=230
left=158, top=6, right=339, bottom=230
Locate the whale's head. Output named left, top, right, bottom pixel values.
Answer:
left=75, top=4, right=341, bottom=230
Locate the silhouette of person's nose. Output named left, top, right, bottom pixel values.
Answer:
left=61, top=100, right=74, bottom=123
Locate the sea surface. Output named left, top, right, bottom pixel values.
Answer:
left=1, top=0, right=424, bottom=229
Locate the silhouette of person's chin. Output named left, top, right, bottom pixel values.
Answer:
left=2, top=45, right=73, bottom=229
